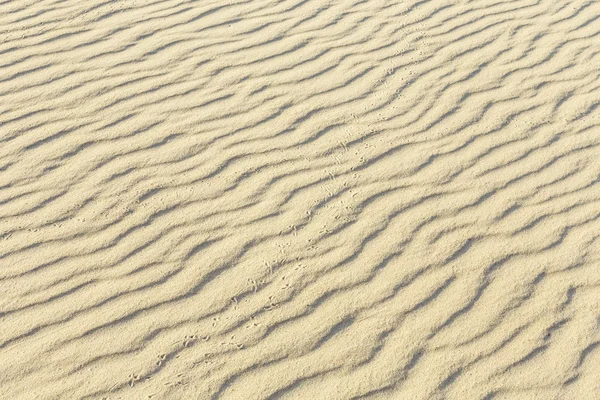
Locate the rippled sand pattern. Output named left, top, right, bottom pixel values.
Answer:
left=2, top=0, right=600, bottom=398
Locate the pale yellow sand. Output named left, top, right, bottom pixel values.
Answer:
left=2, top=0, right=600, bottom=399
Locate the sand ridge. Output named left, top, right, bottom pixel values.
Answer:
left=1, top=0, right=600, bottom=399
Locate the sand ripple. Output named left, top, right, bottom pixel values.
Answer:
left=1, top=0, right=600, bottom=398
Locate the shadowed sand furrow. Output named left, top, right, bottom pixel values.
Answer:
left=2, top=0, right=600, bottom=399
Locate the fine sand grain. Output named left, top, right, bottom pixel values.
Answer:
left=2, top=0, right=600, bottom=399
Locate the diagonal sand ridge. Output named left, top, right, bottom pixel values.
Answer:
left=2, top=0, right=600, bottom=399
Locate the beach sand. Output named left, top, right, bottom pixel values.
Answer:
left=2, top=0, right=600, bottom=398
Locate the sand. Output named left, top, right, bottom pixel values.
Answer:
left=2, top=0, right=600, bottom=399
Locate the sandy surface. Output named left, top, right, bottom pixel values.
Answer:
left=2, top=0, right=600, bottom=399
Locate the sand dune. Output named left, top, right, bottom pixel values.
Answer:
left=2, top=0, right=600, bottom=398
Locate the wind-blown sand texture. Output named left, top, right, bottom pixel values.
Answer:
left=2, top=0, right=600, bottom=398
